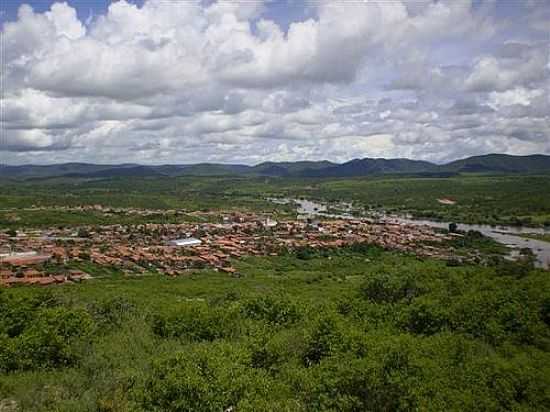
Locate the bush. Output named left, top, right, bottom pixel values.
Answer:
left=303, top=313, right=345, bottom=366
left=305, top=335, right=418, bottom=411
left=241, top=295, right=301, bottom=326
left=0, top=290, right=59, bottom=338
left=1, top=307, right=94, bottom=372
left=152, top=303, right=240, bottom=341
left=403, top=297, right=450, bottom=335
left=495, top=258, right=535, bottom=279
left=77, top=228, right=91, bottom=238
left=138, top=342, right=291, bottom=412
left=359, top=271, right=424, bottom=304
left=449, top=289, right=549, bottom=347
left=248, top=327, right=306, bottom=371
left=87, top=296, right=136, bottom=330
left=541, top=297, right=550, bottom=327
left=295, top=247, right=317, bottom=260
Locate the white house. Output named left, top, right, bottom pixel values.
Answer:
left=168, top=237, right=202, bottom=247
left=262, top=218, right=278, bottom=228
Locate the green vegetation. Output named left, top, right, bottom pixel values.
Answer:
left=518, top=233, right=550, bottom=243
left=0, top=208, right=211, bottom=229
left=305, top=174, right=550, bottom=226
left=1, top=247, right=549, bottom=411
left=3, top=173, right=550, bottom=228
left=444, top=229, right=510, bottom=256
left=0, top=176, right=289, bottom=211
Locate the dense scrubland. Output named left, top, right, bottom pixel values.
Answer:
left=1, top=246, right=549, bottom=411
left=2, top=173, right=549, bottom=410
left=2, top=173, right=550, bottom=228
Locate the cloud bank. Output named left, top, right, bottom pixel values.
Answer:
left=1, top=0, right=549, bottom=164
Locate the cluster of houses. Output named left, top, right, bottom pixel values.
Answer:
left=1, top=214, right=454, bottom=286
left=0, top=250, right=91, bottom=287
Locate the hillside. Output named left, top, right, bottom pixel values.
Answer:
left=301, top=158, right=438, bottom=177
left=250, top=161, right=336, bottom=176
left=442, top=154, right=550, bottom=173
left=2, top=154, right=549, bottom=179
left=0, top=163, right=141, bottom=178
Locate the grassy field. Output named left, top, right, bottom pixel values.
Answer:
left=0, top=247, right=549, bottom=411
left=2, top=173, right=550, bottom=228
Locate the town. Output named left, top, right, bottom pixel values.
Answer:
left=1, top=209, right=465, bottom=287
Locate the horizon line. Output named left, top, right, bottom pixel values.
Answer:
left=1, top=152, right=549, bottom=168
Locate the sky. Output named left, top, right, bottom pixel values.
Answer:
left=0, top=0, right=549, bottom=165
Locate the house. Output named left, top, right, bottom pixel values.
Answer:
left=52, top=275, right=66, bottom=283
left=68, top=270, right=92, bottom=282
left=37, top=277, right=56, bottom=286
left=0, top=270, right=13, bottom=279
left=168, top=237, right=202, bottom=247
left=262, top=218, right=278, bottom=228
left=0, top=253, right=52, bottom=266
left=24, top=269, right=42, bottom=278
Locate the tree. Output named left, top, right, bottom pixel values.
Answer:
left=77, top=228, right=91, bottom=238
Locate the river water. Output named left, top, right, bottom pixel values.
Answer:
left=274, top=198, right=550, bottom=269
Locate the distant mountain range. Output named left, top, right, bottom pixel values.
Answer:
left=1, top=154, right=550, bottom=179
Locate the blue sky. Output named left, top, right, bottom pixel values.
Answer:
left=1, top=0, right=313, bottom=26
left=1, top=0, right=541, bottom=33
left=1, top=0, right=132, bottom=22
left=1, top=0, right=549, bottom=165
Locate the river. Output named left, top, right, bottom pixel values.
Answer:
left=272, top=197, right=550, bottom=269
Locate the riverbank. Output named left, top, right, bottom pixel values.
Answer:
left=280, top=197, right=550, bottom=269
left=516, top=233, right=550, bottom=243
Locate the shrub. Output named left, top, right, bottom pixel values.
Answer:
left=0, top=290, right=59, bottom=338
left=77, top=228, right=91, bottom=238
left=1, top=307, right=94, bottom=372
left=403, top=297, right=450, bottom=335
left=359, top=271, right=424, bottom=304
left=138, top=342, right=290, bottom=412
left=303, top=313, right=345, bottom=366
left=295, top=247, right=317, bottom=260
left=305, top=335, right=418, bottom=411
left=241, top=295, right=300, bottom=326
left=449, top=289, right=549, bottom=347
left=152, top=303, right=239, bottom=341
left=495, top=259, right=534, bottom=278
left=248, top=326, right=306, bottom=371
left=541, top=297, right=550, bottom=327
left=87, top=296, right=136, bottom=330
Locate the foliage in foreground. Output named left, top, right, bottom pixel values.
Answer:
left=0, top=249, right=549, bottom=411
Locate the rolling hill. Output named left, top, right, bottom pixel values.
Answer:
left=442, top=154, right=550, bottom=173
left=1, top=154, right=549, bottom=179
left=300, top=158, right=438, bottom=177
